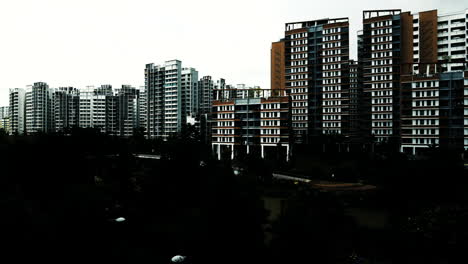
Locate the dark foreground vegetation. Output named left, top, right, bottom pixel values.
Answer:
left=1, top=127, right=467, bottom=264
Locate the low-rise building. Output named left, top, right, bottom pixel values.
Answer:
left=212, top=89, right=291, bottom=160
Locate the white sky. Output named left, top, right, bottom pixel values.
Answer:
left=0, top=0, right=466, bottom=105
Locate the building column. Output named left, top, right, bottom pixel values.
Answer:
left=261, top=145, right=264, bottom=159
left=286, top=144, right=290, bottom=162
left=247, top=144, right=250, bottom=154
left=217, top=144, right=221, bottom=160
left=231, top=144, right=234, bottom=160
left=413, top=147, right=416, bottom=156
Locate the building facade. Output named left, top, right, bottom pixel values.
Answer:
left=0, top=106, right=10, bottom=133
left=400, top=67, right=467, bottom=154
left=53, top=87, right=80, bottom=132
left=212, top=89, right=291, bottom=160
left=362, top=10, right=413, bottom=142
left=284, top=18, right=350, bottom=143
left=198, top=76, right=215, bottom=116
left=25, top=82, right=53, bottom=134
left=0, top=106, right=9, bottom=119
left=9, top=88, right=25, bottom=135
left=116, top=85, right=141, bottom=137
left=79, top=85, right=109, bottom=133
left=436, top=9, right=468, bottom=72
left=145, top=60, right=198, bottom=139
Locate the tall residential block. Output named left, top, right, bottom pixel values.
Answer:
left=0, top=106, right=9, bottom=119
left=284, top=18, right=350, bottom=143
left=9, top=88, right=25, bottom=135
left=145, top=60, right=198, bottom=139
left=0, top=106, right=11, bottom=133
left=53, top=87, right=80, bottom=132
left=116, top=85, right=141, bottom=137
left=138, top=86, right=147, bottom=134
left=181, top=67, right=199, bottom=119
left=25, top=82, right=53, bottom=134
left=79, top=85, right=109, bottom=133
left=198, top=76, right=215, bottom=116
left=362, top=10, right=413, bottom=141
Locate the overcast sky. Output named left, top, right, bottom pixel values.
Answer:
left=0, top=0, right=466, bottom=105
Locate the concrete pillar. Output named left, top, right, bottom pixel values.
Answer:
left=261, top=145, right=264, bottom=159
left=247, top=144, right=250, bottom=154
left=413, top=147, right=416, bottom=156
left=286, top=144, right=290, bottom=162
left=217, top=144, right=221, bottom=160
left=231, top=144, right=234, bottom=160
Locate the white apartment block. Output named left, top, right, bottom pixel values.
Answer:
left=181, top=67, right=199, bottom=119
left=79, top=86, right=108, bottom=133
left=437, top=9, right=468, bottom=72
left=0, top=106, right=9, bottom=119
left=9, top=88, right=25, bottom=135
left=163, top=60, right=182, bottom=137
left=145, top=60, right=198, bottom=139
left=25, top=82, right=53, bottom=134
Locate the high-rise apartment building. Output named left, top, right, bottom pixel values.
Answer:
left=145, top=63, right=165, bottom=138
left=9, top=88, right=25, bottom=135
left=53, top=87, right=80, bottom=132
left=199, top=76, right=215, bottom=116
left=163, top=60, right=182, bottom=137
left=362, top=8, right=467, bottom=149
left=321, top=18, right=351, bottom=135
left=145, top=60, right=198, bottom=139
left=116, top=85, right=141, bottom=137
left=25, top=82, right=53, bottom=134
left=138, top=86, right=147, bottom=134
left=284, top=18, right=350, bottom=143
left=0, top=106, right=9, bottom=119
left=362, top=10, right=414, bottom=141
left=79, top=85, right=109, bottom=133
left=0, top=106, right=11, bottom=133
left=181, top=67, right=199, bottom=119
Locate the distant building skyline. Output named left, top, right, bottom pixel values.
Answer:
left=1, top=1, right=467, bottom=105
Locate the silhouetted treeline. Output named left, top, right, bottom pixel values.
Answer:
left=1, top=127, right=468, bottom=263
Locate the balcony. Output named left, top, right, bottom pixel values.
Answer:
left=450, top=46, right=465, bottom=52
left=437, top=24, right=449, bottom=29
left=451, top=22, right=466, bottom=28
